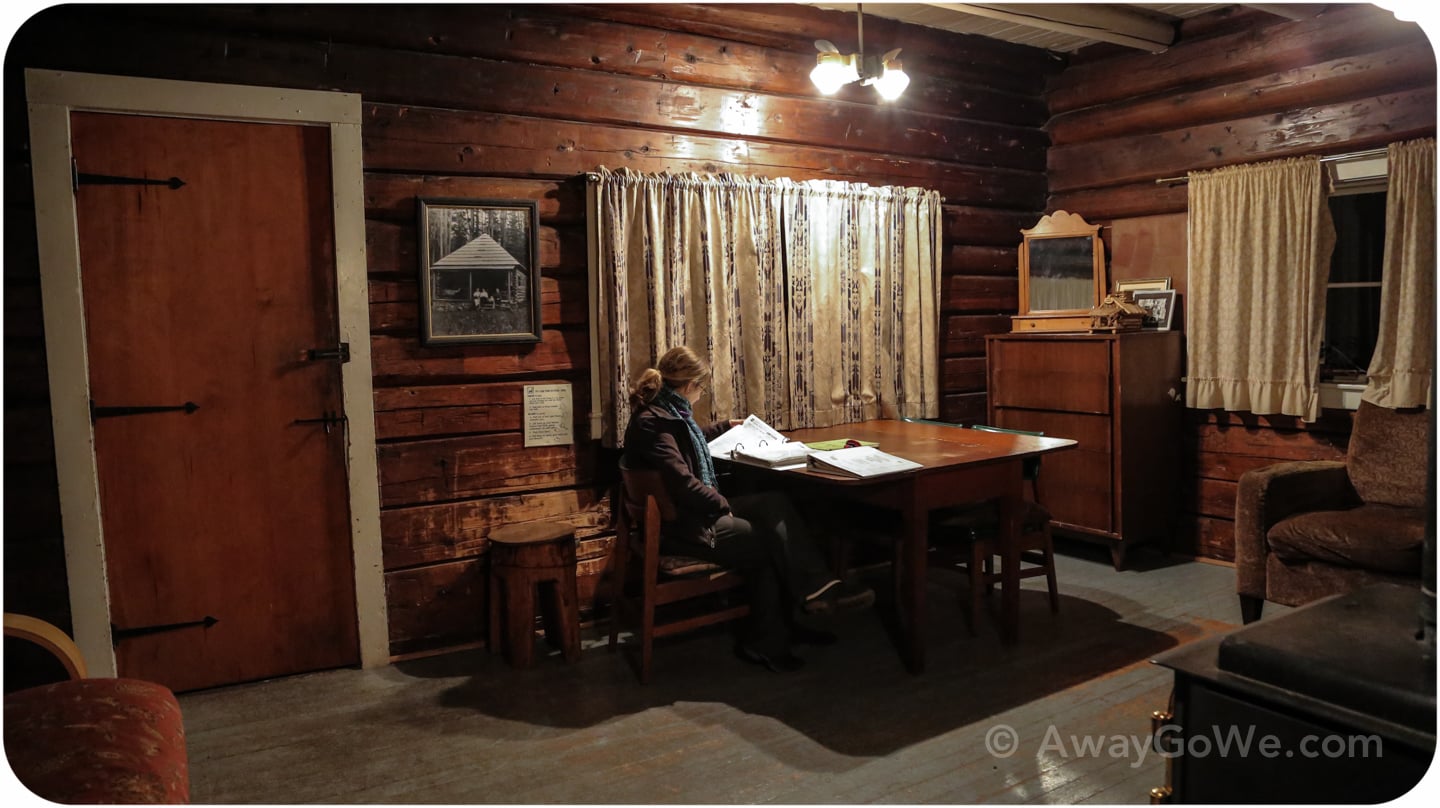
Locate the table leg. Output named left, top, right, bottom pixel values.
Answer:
left=900, top=483, right=926, bottom=674
left=998, top=481, right=1023, bottom=646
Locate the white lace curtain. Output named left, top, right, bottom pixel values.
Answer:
left=1364, top=138, right=1435, bottom=409
left=587, top=168, right=942, bottom=447
left=1185, top=156, right=1335, bottom=422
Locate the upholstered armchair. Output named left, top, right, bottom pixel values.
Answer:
left=1234, top=401, right=1431, bottom=623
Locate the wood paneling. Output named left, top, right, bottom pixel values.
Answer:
left=1046, top=4, right=1428, bottom=561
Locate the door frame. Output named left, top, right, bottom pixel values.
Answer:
left=25, top=69, right=389, bottom=675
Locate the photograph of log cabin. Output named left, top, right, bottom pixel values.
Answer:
left=2, top=2, right=1436, bottom=804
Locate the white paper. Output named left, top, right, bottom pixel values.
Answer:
left=707, top=414, right=787, bottom=458
left=806, top=445, right=922, bottom=478
left=523, top=383, right=574, bottom=447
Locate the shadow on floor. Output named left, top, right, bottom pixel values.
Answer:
left=391, top=573, right=1230, bottom=760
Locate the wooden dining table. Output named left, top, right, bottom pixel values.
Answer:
left=720, top=418, right=1077, bottom=674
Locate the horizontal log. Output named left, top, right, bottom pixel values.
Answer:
left=945, top=206, right=1040, bottom=247
left=942, top=275, right=1017, bottom=314
left=1190, top=423, right=1349, bottom=462
left=122, top=3, right=1050, bottom=125
left=366, top=218, right=575, bottom=276
left=560, top=3, right=1060, bottom=96
left=1049, top=87, right=1437, bottom=193
left=362, top=103, right=1047, bottom=209
left=365, top=174, right=583, bottom=224
left=1048, top=181, right=1189, bottom=222
left=369, top=275, right=587, bottom=335
left=943, top=314, right=1011, bottom=356
left=941, top=392, right=987, bottom=424
left=377, top=432, right=594, bottom=507
left=370, top=329, right=588, bottom=386
left=1179, top=514, right=1236, bottom=562
left=373, top=379, right=588, bottom=440
left=1187, top=408, right=1355, bottom=434
left=381, top=487, right=608, bottom=569
left=1049, top=38, right=1436, bottom=147
left=947, top=245, right=1019, bottom=277
left=384, top=559, right=486, bottom=652
left=1189, top=451, right=1304, bottom=484
left=1186, top=477, right=1239, bottom=520
left=1049, top=3, right=1425, bottom=115
left=943, top=356, right=988, bottom=393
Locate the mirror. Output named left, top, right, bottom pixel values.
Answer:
left=1014, top=211, right=1106, bottom=332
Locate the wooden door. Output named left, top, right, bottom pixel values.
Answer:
left=71, top=112, right=358, bottom=692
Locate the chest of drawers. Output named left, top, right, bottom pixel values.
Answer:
left=985, top=331, right=1183, bottom=568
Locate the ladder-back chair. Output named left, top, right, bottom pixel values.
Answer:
left=608, top=464, right=749, bottom=683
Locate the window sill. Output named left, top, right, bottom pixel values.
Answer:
left=1320, top=382, right=1366, bottom=411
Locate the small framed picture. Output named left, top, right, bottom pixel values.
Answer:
left=1115, top=277, right=1172, bottom=293
left=417, top=198, right=542, bottom=345
left=1132, top=289, right=1178, bottom=331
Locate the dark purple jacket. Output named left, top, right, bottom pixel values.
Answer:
left=623, top=400, right=731, bottom=547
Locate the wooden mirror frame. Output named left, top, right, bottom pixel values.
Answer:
left=1013, top=210, right=1107, bottom=333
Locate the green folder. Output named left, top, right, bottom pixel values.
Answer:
left=803, top=438, right=880, bottom=451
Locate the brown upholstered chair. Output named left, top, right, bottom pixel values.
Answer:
left=607, top=464, right=749, bottom=683
left=1235, top=401, right=1431, bottom=624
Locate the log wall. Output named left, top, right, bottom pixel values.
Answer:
left=2, top=3, right=1055, bottom=654
left=1047, top=4, right=1434, bottom=560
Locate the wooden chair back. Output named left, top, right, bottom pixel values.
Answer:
left=607, top=464, right=748, bottom=683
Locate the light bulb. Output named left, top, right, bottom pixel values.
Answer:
left=811, top=53, right=858, bottom=95
left=874, top=63, right=909, bottom=101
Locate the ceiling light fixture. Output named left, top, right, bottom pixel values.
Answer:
left=811, top=3, right=909, bottom=101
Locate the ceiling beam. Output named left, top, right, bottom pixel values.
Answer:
left=919, top=2, right=1177, bottom=52
left=1241, top=4, right=1332, bottom=21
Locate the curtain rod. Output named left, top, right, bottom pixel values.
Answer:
left=583, top=171, right=947, bottom=202
left=1153, top=147, right=1390, bottom=186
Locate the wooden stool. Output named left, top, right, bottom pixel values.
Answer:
left=487, top=521, right=580, bottom=668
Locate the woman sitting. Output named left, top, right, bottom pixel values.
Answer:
left=623, top=346, right=874, bottom=673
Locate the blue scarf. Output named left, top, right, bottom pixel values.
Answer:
left=656, top=385, right=717, bottom=489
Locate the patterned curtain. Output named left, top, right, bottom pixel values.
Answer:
left=783, top=181, right=942, bottom=427
left=1186, top=156, right=1335, bottom=422
left=588, top=168, right=941, bottom=446
left=1364, top=138, right=1435, bottom=409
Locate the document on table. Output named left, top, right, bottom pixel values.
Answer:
left=806, top=445, right=923, bottom=478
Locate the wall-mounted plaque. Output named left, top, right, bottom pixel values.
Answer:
left=523, top=383, right=574, bottom=447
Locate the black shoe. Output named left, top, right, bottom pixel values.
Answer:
left=789, top=625, right=838, bottom=647
left=803, top=580, right=876, bottom=615
left=734, top=644, right=805, bottom=673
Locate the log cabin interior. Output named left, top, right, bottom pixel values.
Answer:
left=3, top=2, right=1437, bottom=803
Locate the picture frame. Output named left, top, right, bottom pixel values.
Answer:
left=1114, top=277, right=1172, bottom=293
left=1132, top=289, right=1178, bottom=331
left=417, top=197, right=541, bottom=345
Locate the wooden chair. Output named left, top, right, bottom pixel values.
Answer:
left=607, top=464, right=749, bottom=683
left=928, top=424, right=1060, bottom=635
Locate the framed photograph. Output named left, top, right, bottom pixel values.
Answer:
left=1132, top=289, right=1178, bottom=331
left=1115, top=277, right=1172, bottom=293
left=417, top=198, right=541, bottom=345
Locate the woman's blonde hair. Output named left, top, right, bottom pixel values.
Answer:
left=629, top=346, right=709, bottom=404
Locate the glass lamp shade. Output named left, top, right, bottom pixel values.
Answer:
left=811, top=53, right=859, bottom=95
left=873, top=63, right=909, bottom=101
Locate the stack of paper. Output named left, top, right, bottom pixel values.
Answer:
left=806, top=445, right=922, bottom=478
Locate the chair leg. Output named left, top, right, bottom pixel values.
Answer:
left=1239, top=594, right=1264, bottom=624
left=1042, top=530, right=1060, bottom=614
left=966, top=540, right=984, bottom=636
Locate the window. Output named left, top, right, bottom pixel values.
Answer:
left=1319, top=155, right=1387, bottom=394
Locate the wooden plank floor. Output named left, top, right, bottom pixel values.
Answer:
left=180, top=542, right=1261, bottom=804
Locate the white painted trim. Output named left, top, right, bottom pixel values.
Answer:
left=23, top=69, right=388, bottom=675
left=1320, top=382, right=1367, bottom=411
